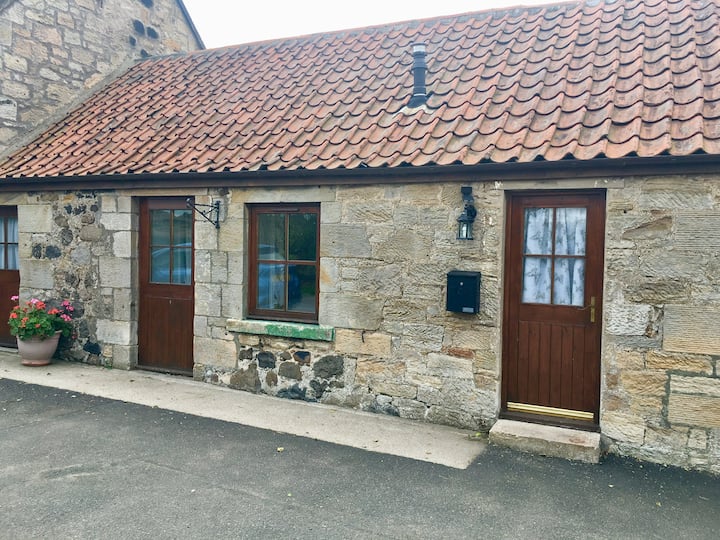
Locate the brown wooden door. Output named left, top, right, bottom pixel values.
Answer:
left=138, top=198, right=194, bottom=374
left=0, top=207, right=19, bottom=347
left=502, top=191, right=605, bottom=426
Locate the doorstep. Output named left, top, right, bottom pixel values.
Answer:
left=489, top=419, right=601, bottom=464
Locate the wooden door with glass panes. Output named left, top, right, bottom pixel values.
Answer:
left=0, top=207, right=19, bottom=347
left=138, top=198, right=194, bottom=374
left=502, top=191, right=605, bottom=427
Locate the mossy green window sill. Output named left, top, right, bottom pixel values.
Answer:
left=226, top=319, right=334, bottom=341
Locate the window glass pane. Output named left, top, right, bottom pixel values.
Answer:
left=7, top=244, right=18, bottom=270
left=0, top=218, right=5, bottom=243
left=553, top=258, right=585, bottom=306
left=150, top=247, right=171, bottom=283
left=173, top=209, right=193, bottom=246
left=555, top=208, right=586, bottom=256
left=7, top=217, right=18, bottom=244
left=288, top=213, right=317, bottom=261
left=151, top=210, right=171, bottom=245
left=288, top=265, right=316, bottom=313
left=173, top=247, right=192, bottom=284
left=257, top=263, right=286, bottom=309
left=258, top=213, right=286, bottom=260
left=524, top=208, right=552, bottom=255
left=0, top=245, right=4, bottom=270
left=522, top=256, right=551, bottom=303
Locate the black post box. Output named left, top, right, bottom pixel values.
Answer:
left=446, top=271, right=481, bottom=314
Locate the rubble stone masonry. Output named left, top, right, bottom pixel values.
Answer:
left=0, top=0, right=201, bottom=158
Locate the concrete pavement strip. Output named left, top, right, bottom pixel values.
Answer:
left=0, top=350, right=485, bottom=469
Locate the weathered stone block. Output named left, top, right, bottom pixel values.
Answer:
left=619, top=370, right=667, bottom=397
left=606, top=304, right=651, bottom=336
left=96, top=319, right=135, bottom=345
left=355, top=358, right=405, bottom=385
left=647, top=351, right=713, bottom=375
left=98, top=257, right=132, bottom=288
left=334, top=329, right=392, bottom=357
left=670, top=376, right=720, bottom=397
left=319, top=294, right=382, bottom=330
left=664, top=305, right=720, bottom=355
left=668, top=394, right=720, bottom=428
left=320, top=225, right=371, bottom=258
left=370, top=381, right=417, bottom=399
left=194, top=337, right=237, bottom=368
left=601, top=412, right=646, bottom=444
left=426, top=353, right=473, bottom=379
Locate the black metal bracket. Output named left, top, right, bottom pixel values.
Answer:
left=186, top=198, right=220, bottom=229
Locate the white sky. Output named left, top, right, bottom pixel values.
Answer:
left=181, top=0, right=555, bottom=48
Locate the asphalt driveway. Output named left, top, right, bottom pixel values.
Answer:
left=1, top=378, right=718, bottom=539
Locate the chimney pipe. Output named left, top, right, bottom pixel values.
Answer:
left=408, top=43, right=427, bottom=108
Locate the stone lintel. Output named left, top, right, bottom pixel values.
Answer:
left=227, top=318, right=334, bottom=342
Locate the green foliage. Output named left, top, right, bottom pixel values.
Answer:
left=8, top=296, right=74, bottom=341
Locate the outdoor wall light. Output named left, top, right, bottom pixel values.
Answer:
left=457, top=186, right=477, bottom=240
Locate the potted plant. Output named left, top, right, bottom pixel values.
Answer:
left=8, top=296, right=74, bottom=366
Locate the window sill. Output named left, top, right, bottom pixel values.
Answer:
left=226, top=319, right=334, bottom=341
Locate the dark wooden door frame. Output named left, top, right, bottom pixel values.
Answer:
left=0, top=206, right=19, bottom=348
left=501, top=189, right=606, bottom=428
left=138, top=197, right=194, bottom=374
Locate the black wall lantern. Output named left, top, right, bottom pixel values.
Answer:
left=457, top=186, right=477, bottom=240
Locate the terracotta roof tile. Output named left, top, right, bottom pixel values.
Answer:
left=3, top=0, right=720, bottom=179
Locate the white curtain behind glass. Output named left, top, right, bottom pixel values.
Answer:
left=522, top=207, right=586, bottom=306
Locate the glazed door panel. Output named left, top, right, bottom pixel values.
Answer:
left=138, top=198, right=194, bottom=374
left=0, top=208, right=19, bottom=347
left=502, top=192, right=605, bottom=425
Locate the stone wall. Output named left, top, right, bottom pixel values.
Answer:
left=0, top=0, right=201, bottom=158
left=1, top=190, right=138, bottom=368
left=193, top=183, right=504, bottom=430
left=1, top=173, right=718, bottom=474
left=602, top=177, right=720, bottom=474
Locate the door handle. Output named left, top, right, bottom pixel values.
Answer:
left=579, top=296, right=596, bottom=323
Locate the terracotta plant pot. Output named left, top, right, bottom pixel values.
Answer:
left=17, top=331, right=61, bottom=366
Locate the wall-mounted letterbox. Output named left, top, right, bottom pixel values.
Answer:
left=446, top=270, right=481, bottom=314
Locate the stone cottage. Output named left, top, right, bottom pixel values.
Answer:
left=0, top=0, right=718, bottom=474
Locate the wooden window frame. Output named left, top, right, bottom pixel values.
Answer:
left=0, top=207, right=19, bottom=271
left=248, top=203, right=320, bottom=324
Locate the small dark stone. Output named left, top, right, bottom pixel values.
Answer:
left=228, top=364, right=261, bottom=393
left=257, top=351, right=276, bottom=369
left=146, top=27, right=159, bottom=39
left=238, top=347, right=254, bottom=360
left=139, top=0, right=154, bottom=7
left=45, top=245, right=61, bottom=259
left=313, top=355, right=344, bottom=379
left=310, top=379, right=327, bottom=398
left=266, top=371, right=278, bottom=387
left=60, top=229, right=73, bottom=245
left=140, top=49, right=150, bottom=58
left=278, top=351, right=292, bottom=361
left=64, top=204, right=73, bottom=215
left=277, top=384, right=306, bottom=401
left=90, top=204, right=99, bottom=212
left=82, top=341, right=102, bottom=355
left=72, top=204, right=86, bottom=215
left=278, top=361, right=301, bottom=380
left=210, top=373, right=219, bottom=383
left=31, top=244, right=42, bottom=258
left=128, top=35, right=136, bottom=46
left=293, top=350, right=311, bottom=365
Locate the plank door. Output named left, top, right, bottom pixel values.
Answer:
left=0, top=207, right=19, bottom=347
left=138, top=198, right=194, bottom=374
left=502, top=191, right=605, bottom=427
